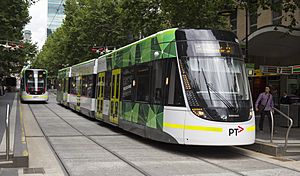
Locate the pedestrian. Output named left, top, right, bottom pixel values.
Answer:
left=280, top=91, right=290, bottom=104
left=255, top=86, right=274, bottom=132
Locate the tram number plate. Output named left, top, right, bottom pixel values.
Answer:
left=33, top=96, right=38, bottom=99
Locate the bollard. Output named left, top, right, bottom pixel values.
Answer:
left=6, top=104, right=10, bottom=160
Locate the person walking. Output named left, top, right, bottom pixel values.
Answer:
left=255, top=86, right=274, bottom=132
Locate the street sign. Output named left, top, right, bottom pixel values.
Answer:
left=279, top=66, right=292, bottom=74
left=260, top=65, right=278, bottom=74
left=292, top=65, right=300, bottom=74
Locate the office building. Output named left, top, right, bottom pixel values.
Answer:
left=47, top=0, right=65, bottom=37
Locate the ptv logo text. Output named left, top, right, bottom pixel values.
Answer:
left=228, top=126, right=244, bottom=136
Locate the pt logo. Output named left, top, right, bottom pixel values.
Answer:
left=229, top=126, right=244, bottom=136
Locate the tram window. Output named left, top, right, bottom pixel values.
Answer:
left=81, top=76, right=87, bottom=96
left=56, top=79, right=63, bottom=91
left=76, top=76, right=82, bottom=95
left=166, top=59, right=185, bottom=106
left=63, top=78, right=66, bottom=92
left=116, top=74, right=120, bottom=99
left=135, top=44, right=141, bottom=63
left=25, top=70, right=34, bottom=82
left=96, top=74, right=100, bottom=99
left=21, top=78, right=24, bottom=91
left=151, top=60, right=164, bottom=104
left=70, top=77, right=77, bottom=94
left=81, top=75, right=94, bottom=98
left=136, top=64, right=150, bottom=102
left=122, top=68, right=134, bottom=101
left=67, top=78, right=70, bottom=94
left=104, top=71, right=111, bottom=99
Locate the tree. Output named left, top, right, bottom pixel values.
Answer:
left=0, top=0, right=33, bottom=77
left=36, top=0, right=300, bottom=77
left=161, top=0, right=228, bottom=29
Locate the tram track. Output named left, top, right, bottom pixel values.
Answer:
left=187, top=154, right=245, bottom=176
left=28, top=104, right=71, bottom=176
left=29, top=103, right=152, bottom=176
left=28, top=100, right=300, bottom=176
left=43, top=103, right=245, bottom=176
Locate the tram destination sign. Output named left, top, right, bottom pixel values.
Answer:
left=292, top=65, right=300, bottom=74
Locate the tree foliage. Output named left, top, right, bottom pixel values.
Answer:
left=35, top=0, right=300, bottom=77
left=0, top=0, right=38, bottom=77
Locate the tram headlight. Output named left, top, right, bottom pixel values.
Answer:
left=249, top=108, right=255, bottom=119
left=192, top=108, right=206, bottom=118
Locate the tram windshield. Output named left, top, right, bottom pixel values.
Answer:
left=186, top=57, right=249, bottom=102
left=24, top=70, right=46, bottom=95
left=179, top=40, right=252, bottom=122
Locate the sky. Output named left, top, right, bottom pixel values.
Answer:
left=25, top=0, right=48, bottom=50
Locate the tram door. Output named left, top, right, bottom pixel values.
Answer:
left=96, top=72, right=105, bottom=120
left=76, top=75, right=82, bottom=111
left=110, top=69, right=121, bottom=124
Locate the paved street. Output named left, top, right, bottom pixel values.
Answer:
left=8, top=94, right=299, bottom=176
left=0, top=92, right=15, bottom=144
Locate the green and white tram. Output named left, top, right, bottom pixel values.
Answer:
left=57, top=67, right=71, bottom=106
left=57, top=28, right=255, bottom=145
left=20, top=68, right=48, bottom=102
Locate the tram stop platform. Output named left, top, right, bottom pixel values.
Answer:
left=243, top=114, right=300, bottom=157
left=0, top=93, right=29, bottom=168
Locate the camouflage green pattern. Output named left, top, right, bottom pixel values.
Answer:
left=100, top=28, right=178, bottom=69
left=107, top=29, right=178, bottom=130
left=58, top=29, right=178, bottom=131
left=121, top=102, right=164, bottom=131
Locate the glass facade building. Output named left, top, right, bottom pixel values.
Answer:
left=47, top=0, right=65, bottom=36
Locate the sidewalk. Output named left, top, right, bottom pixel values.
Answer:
left=243, top=114, right=300, bottom=157
left=0, top=94, right=18, bottom=166
left=0, top=94, right=64, bottom=175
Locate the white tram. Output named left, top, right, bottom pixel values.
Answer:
left=20, top=68, right=48, bottom=102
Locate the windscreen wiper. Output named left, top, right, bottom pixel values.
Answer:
left=201, top=68, right=238, bottom=113
left=201, top=68, right=213, bottom=103
left=207, top=83, right=238, bottom=113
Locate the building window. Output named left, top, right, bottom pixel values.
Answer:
left=272, top=0, right=282, bottom=25
left=230, top=9, right=237, bottom=34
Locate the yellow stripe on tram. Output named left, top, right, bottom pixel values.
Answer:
left=163, top=123, right=223, bottom=132
left=22, top=95, right=33, bottom=99
left=246, top=126, right=255, bottom=132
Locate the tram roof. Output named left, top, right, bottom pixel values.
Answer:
left=58, top=28, right=239, bottom=73
left=98, top=28, right=178, bottom=60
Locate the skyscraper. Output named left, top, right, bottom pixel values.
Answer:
left=23, top=30, right=32, bottom=42
left=47, top=0, right=65, bottom=37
